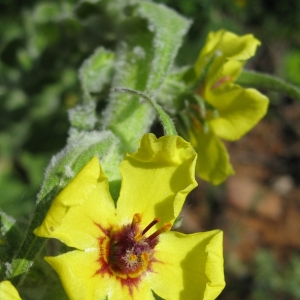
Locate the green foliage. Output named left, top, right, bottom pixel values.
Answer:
left=102, top=1, right=190, bottom=149
left=284, top=50, right=300, bottom=87
left=111, top=87, right=177, bottom=136
left=253, top=250, right=300, bottom=299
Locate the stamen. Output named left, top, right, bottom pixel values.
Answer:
left=211, top=75, right=232, bottom=90
left=131, top=213, right=142, bottom=229
left=147, top=223, right=172, bottom=241
left=142, top=218, right=160, bottom=235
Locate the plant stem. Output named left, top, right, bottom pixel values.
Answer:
left=111, top=87, right=177, bottom=136
left=237, top=70, right=300, bottom=101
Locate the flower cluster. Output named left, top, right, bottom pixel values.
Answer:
left=188, top=29, right=269, bottom=184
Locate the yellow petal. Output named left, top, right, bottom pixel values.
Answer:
left=34, top=157, right=116, bottom=249
left=151, top=230, right=225, bottom=300
left=207, top=84, right=269, bottom=141
left=116, top=133, right=197, bottom=229
left=195, top=29, right=261, bottom=87
left=46, top=250, right=156, bottom=300
left=45, top=250, right=109, bottom=300
left=189, top=129, right=234, bottom=184
left=0, top=281, right=22, bottom=300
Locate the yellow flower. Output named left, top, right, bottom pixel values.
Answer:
left=191, top=29, right=269, bottom=185
left=34, top=133, right=225, bottom=300
left=0, top=281, right=22, bottom=300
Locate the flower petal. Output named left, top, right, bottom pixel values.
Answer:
left=0, top=281, right=22, bottom=300
left=207, top=84, right=269, bottom=141
left=195, top=29, right=261, bottom=86
left=116, top=133, right=197, bottom=228
left=151, top=230, right=225, bottom=300
left=45, top=250, right=110, bottom=300
left=34, top=157, right=116, bottom=249
left=46, top=250, right=156, bottom=300
left=189, top=129, right=234, bottom=185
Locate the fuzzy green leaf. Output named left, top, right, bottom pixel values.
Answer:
left=0, top=210, right=22, bottom=265
left=138, top=2, right=191, bottom=94
left=79, top=47, right=115, bottom=98
left=103, top=1, right=191, bottom=150
left=68, top=48, right=115, bottom=132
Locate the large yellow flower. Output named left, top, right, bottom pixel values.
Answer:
left=191, top=29, right=269, bottom=185
left=0, top=281, right=22, bottom=300
left=34, top=134, right=225, bottom=300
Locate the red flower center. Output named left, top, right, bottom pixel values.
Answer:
left=95, top=213, right=171, bottom=292
left=108, top=213, right=171, bottom=278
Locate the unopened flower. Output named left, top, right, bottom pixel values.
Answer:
left=34, top=133, right=225, bottom=300
left=0, top=281, right=22, bottom=300
left=189, top=29, right=269, bottom=184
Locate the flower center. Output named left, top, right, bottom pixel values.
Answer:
left=211, top=75, right=232, bottom=90
left=108, top=213, right=171, bottom=278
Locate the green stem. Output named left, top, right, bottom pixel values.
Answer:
left=5, top=189, right=57, bottom=285
left=111, top=87, right=177, bottom=136
left=237, top=70, right=300, bottom=101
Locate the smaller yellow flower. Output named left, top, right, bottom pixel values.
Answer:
left=0, top=281, right=22, bottom=300
left=34, top=133, right=225, bottom=300
left=191, top=29, right=269, bottom=184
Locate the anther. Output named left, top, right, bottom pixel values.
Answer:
left=131, top=213, right=142, bottom=229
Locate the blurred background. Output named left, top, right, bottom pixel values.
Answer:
left=1, top=0, right=300, bottom=299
